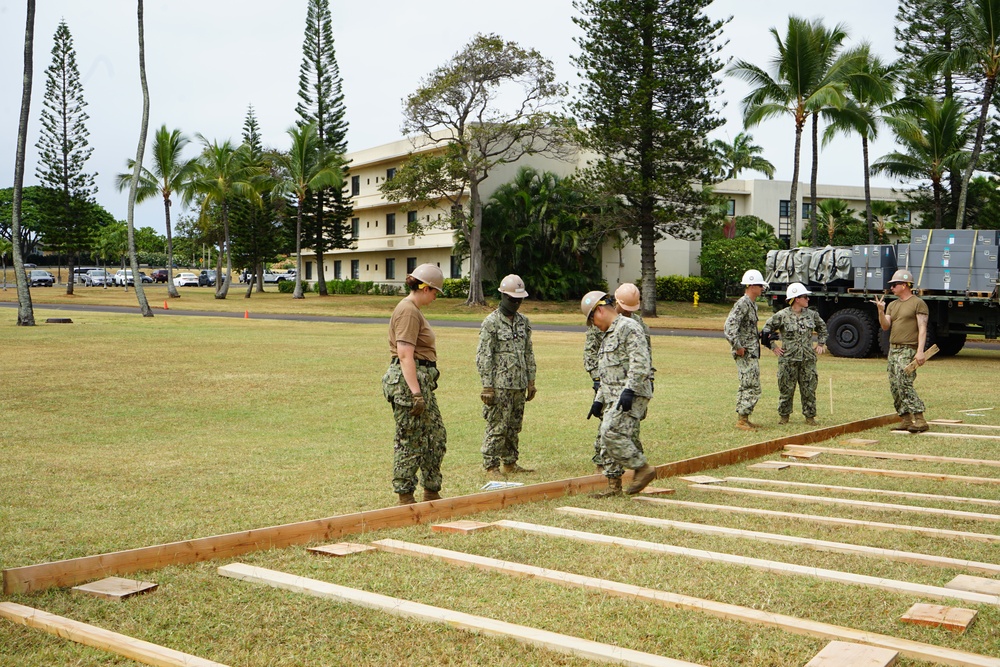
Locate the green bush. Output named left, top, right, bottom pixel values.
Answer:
left=441, top=278, right=469, bottom=299
left=698, top=237, right=766, bottom=299
left=277, top=280, right=297, bottom=294
left=655, top=275, right=718, bottom=303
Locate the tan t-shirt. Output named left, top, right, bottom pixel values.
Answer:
left=388, top=298, right=437, bottom=361
left=887, top=295, right=929, bottom=346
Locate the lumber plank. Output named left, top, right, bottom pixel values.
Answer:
left=217, top=563, right=702, bottom=667
left=760, top=461, right=1000, bottom=486
left=493, top=520, right=1000, bottom=607
left=781, top=450, right=823, bottom=460
left=0, top=602, right=229, bottom=667
left=946, top=575, right=1000, bottom=597
left=959, top=408, right=994, bottom=413
left=805, top=641, right=898, bottom=667
left=677, top=475, right=724, bottom=484
left=554, top=506, right=1000, bottom=576
left=373, top=539, right=1000, bottom=667
left=307, top=543, right=377, bottom=557
left=634, top=497, right=1000, bottom=544
left=430, top=520, right=494, bottom=534
left=903, top=343, right=938, bottom=373
left=689, top=484, right=1000, bottom=523
left=842, top=438, right=879, bottom=445
left=71, top=577, right=157, bottom=600
left=900, top=603, right=977, bottom=633
left=724, top=476, right=1000, bottom=509
left=785, top=445, right=1000, bottom=467
left=930, top=421, right=1000, bottom=430
left=900, top=431, right=1000, bottom=441
left=3, top=413, right=899, bottom=595
left=929, top=419, right=965, bottom=425
left=747, top=462, right=790, bottom=471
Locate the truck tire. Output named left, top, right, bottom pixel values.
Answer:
left=936, top=333, right=966, bottom=356
left=826, top=308, right=876, bottom=358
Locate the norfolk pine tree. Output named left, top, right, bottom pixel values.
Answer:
left=11, top=0, right=36, bottom=325
left=573, top=0, right=724, bottom=316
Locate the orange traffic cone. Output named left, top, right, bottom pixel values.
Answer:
left=164, top=300, right=168, bottom=310
left=244, top=309, right=249, bottom=319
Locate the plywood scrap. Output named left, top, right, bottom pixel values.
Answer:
left=946, top=575, right=1000, bottom=597
left=805, top=641, right=897, bottom=667
left=493, top=520, right=1000, bottom=607
left=724, top=476, right=1000, bottom=509
left=747, top=461, right=790, bottom=471
left=779, top=461, right=1000, bottom=486
left=373, top=539, right=1000, bottom=667
left=785, top=444, right=1000, bottom=466
left=900, top=604, right=977, bottom=633
left=217, top=563, right=703, bottom=667
left=307, top=543, right=376, bottom=557
left=71, top=577, right=157, bottom=600
left=430, top=520, right=494, bottom=534
left=677, top=475, right=725, bottom=484
left=781, top=450, right=823, bottom=460
left=0, top=602, right=230, bottom=667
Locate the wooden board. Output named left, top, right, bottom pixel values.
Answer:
left=841, top=438, right=879, bottom=446
left=805, top=641, right=898, bottom=667
left=639, top=487, right=676, bottom=495
left=946, top=575, right=1000, bottom=596
left=2, top=412, right=900, bottom=595
left=890, top=431, right=1000, bottom=442
left=903, top=343, right=938, bottom=373
left=785, top=444, right=1000, bottom=466
left=779, top=461, right=1000, bottom=486
left=929, top=419, right=965, bottom=425
left=689, top=484, right=1000, bottom=524
left=724, top=476, right=1000, bottom=508
left=900, top=604, right=977, bottom=633
left=677, top=475, right=724, bottom=484
left=307, top=543, right=377, bottom=557
left=0, top=602, right=229, bottom=667
left=430, top=520, right=494, bottom=534
left=493, top=520, right=1000, bottom=607
left=634, top=497, right=1000, bottom=544
left=781, top=450, right=823, bottom=460
left=555, top=506, right=1000, bottom=576
left=960, top=408, right=994, bottom=413
left=373, top=538, right=1000, bottom=667
left=71, top=577, right=157, bottom=600
left=928, top=421, right=1000, bottom=430
left=217, top=563, right=703, bottom=667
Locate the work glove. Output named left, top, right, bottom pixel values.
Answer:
left=592, top=379, right=600, bottom=393
left=617, top=388, right=635, bottom=412
left=587, top=401, right=604, bottom=420
left=481, top=387, right=496, bottom=406
left=409, top=393, right=426, bottom=417
left=525, top=382, right=536, bottom=402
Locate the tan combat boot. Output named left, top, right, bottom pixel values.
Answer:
left=891, top=414, right=912, bottom=432
left=804, top=417, right=819, bottom=426
left=589, top=477, right=623, bottom=498
left=503, top=462, right=535, bottom=474
left=397, top=492, right=416, bottom=505
left=484, top=466, right=502, bottom=477
left=423, top=489, right=442, bottom=502
left=625, top=463, right=657, bottom=495
left=736, top=415, right=754, bottom=430
left=778, top=415, right=789, bottom=425
left=908, top=412, right=929, bottom=433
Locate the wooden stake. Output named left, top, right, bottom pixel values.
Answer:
left=903, top=344, right=938, bottom=373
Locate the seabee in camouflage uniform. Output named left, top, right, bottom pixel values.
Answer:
left=875, top=270, right=930, bottom=433
left=477, top=275, right=536, bottom=472
left=724, top=270, right=769, bottom=429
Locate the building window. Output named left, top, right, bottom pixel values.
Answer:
left=386, top=167, right=396, bottom=181
left=897, top=207, right=912, bottom=222
left=385, top=258, right=395, bottom=280
left=351, top=259, right=359, bottom=280
left=351, top=175, right=360, bottom=196
left=407, top=210, right=418, bottom=234
left=351, top=217, right=360, bottom=238
left=334, top=260, right=342, bottom=280
left=386, top=213, right=395, bottom=235
left=802, top=202, right=813, bottom=220
left=779, top=200, right=791, bottom=218
left=406, top=257, right=417, bottom=275
left=450, top=255, right=462, bottom=279
left=306, top=262, right=313, bottom=280
left=726, top=199, right=736, bottom=217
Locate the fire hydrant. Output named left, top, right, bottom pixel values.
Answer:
left=693, top=291, right=699, bottom=308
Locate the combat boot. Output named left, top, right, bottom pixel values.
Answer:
left=625, top=463, right=657, bottom=495
left=778, top=415, right=789, bottom=425
left=908, top=412, right=929, bottom=433
left=397, top=492, right=416, bottom=505
left=804, top=417, right=819, bottom=426
left=891, top=413, right=912, bottom=432
left=736, top=415, right=754, bottom=431
left=589, top=477, right=623, bottom=498
left=503, top=462, right=534, bottom=474
left=423, top=489, right=442, bottom=502
left=484, top=466, right=502, bottom=477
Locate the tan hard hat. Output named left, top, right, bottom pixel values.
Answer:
left=498, top=274, right=529, bottom=298
left=581, top=290, right=608, bottom=318
left=408, top=263, right=444, bottom=292
left=888, top=269, right=914, bottom=285
left=614, top=283, right=640, bottom=311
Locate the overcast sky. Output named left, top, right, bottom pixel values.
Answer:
left=1, top=0, right=902, bottom=235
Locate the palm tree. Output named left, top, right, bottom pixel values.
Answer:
left=269, top=123, right=344, bottom=299
left=727, top=16, right=852, bottom=246
left=709, top=132, right=776, bottom=180
left=12, top=0, right=36, bottom=325
left=815, top=198, right=855, bottom=244
left=872, top=96, right=970, bottom=228
left=823, top=46, right=900, bottom=243
left=116, top=125, right=194, bottom=298
left=871, top=199, right=903, bottom=242
left=124, top=0, right=153, bottom=316
left=185, top=137, right=260, bottom=299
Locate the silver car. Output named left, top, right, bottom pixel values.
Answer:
left=84, top=269, right=113, bottom=287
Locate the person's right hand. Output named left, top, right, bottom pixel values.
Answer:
left=873, top=294, right=885, bottom=310
left=480, top=387, right=495, bottom=406
left=410, top=393, right=426, bottom=417
left=587, top=401, right=604, bottom=420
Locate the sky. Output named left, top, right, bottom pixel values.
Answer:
left=0, top=0, right=903, bottom=235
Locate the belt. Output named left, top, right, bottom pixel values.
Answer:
left=391, top=357, right=437, bottom=368
left=890, top=343, right=917, bottom=350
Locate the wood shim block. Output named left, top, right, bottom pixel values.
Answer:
left=945, top=574, right=1000, bottom=596
left=929, top=419, right=964, bottom=424
left=842, top=438, right=879, bottom=446
left=900, top=603, right=977, bottom=633
left=805, top=641, right=898, bottom=667
left=307, top=543, right=377, bottom=557
left=71, top=577, right=157, bottom=600
left=677, top=475, right=725, bottom=484
left=430, top=520, right=494, bottom=534
left=781, top=449, right=822, bottom=460
left=747, top=462, right=790, bottom=471
left=640, top=487, right=676, bottom=495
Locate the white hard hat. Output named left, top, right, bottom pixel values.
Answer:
left=741, top=269, right=769, bottom=288
left=785, top=282, right=812, bottom=302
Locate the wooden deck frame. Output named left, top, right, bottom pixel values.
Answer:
left=2, top=413, right=897, bottom=595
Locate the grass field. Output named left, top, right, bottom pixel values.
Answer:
left=1, top=301, right=999, bottom=666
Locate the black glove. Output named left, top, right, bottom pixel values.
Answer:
left=587, top=401, right=604, bottom=420
left=592, top=379, right=600, bottom=393
left=760, top=328, right=775, bottom=349
left=617, top=388, right=635, bottom=412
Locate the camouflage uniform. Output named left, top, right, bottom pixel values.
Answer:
left=887, top=346, right=925, bottom=415
left=724, top=294, right=761, bottom=417
left=596, top=315, right=653, bottom=479
left=762, top=307, right=828, bottom=418
left=476, top=309, right=536, bottom=468
left=381, top=362, right=447, bottom=495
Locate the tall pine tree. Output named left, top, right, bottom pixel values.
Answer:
left=572, top=0, right=724, bottom=316
left=295, top=0, right=352, bottom=296
left=35, top=19, right=97, bottom=295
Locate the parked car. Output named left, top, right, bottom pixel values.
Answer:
left=113, top=269, right=135, bottom=286
left=138, top=271, right=153, bottom=284
left=261, top=270, right=293, bottom=284
left=173, top=272, right=199, bottom=287
left=28, top=270, right=54, bottom=287
left=151, top=269, right=169, bottom=283
left=73, top=267, right=99, bottom=284
left=198, top=269, right=217, bottom=287
left=84, top=269, right=113, bottom=287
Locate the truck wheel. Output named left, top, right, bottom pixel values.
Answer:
left=936, top=333, right=966, bottom=356
left=826, top=308, right=876, bottom=358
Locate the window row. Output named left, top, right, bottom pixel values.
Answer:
left=328, top=257, right=462, bottom=281
left=350, top=168, right=397, bottom=197
left=349, top=210, right=431, bottom=238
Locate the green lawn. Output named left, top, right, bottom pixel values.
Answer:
left=1, top=307, right=999, bottom=666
